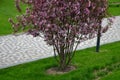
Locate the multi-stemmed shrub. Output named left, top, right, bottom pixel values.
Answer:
left=9, top=0, right=110, bottom=71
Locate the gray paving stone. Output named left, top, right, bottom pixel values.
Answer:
left=0, top=16, right=120, bottom=69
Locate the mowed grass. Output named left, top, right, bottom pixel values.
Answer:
left=108, top=7, right=120, bottom=16
left=0, top=0, right=120, bottom=35
left=0, top=0, right=26, bottom=35
left=0, top=41, right=120, bottom=80
left=109, top=0, right=120, bottom=2
left=101, top=70, right=120, bottom=80
left=108, top=0, right=120, bottom=16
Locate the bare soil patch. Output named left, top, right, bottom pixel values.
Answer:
left=46, top=65, right=76, bottom=75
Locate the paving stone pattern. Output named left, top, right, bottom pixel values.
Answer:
left=0, top=16, right=120, bottom=69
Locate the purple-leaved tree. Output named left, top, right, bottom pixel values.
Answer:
left=9, top=0, right=110, bottom=70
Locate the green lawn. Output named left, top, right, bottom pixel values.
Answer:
left=109, top=0, right=120, bottom=2
left=101, top=70, right=120, bottom=80
left=108, top=7, right=120, bottom=16
left=0, top=0, right=120, bottom=35
left=0, top=41, right=120, bottom=80
left=0, top=0, right=26, bottom=35
left=108, top=0, right=120, bottom=16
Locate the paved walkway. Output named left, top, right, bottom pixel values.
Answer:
left=0, top=16, right=120, bottom=69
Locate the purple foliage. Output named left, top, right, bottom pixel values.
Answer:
left=9, top=0, right=110, bottom=70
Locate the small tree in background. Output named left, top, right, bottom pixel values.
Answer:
left=9, top=0, right=110, bottom=71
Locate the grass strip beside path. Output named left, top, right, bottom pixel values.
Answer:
left=0, top=41, right=120, bottom=80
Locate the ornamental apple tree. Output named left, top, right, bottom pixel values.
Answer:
left=9, top=0, right=110, bottom=70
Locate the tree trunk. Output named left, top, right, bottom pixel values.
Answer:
left=59, top=51, right=67, bottom=71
